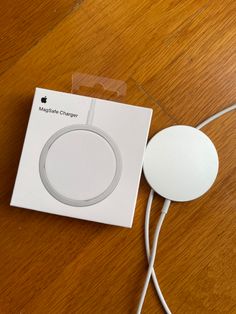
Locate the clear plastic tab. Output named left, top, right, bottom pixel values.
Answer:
left=71, top=73, right=127, bottom=100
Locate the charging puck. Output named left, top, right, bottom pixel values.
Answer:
left=143, top=125, right=219, bottom=202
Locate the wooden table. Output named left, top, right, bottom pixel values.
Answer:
left=0, top=0, right=235, bottom=313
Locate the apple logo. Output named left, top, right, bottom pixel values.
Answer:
left=41, top=96, right=47, bottom=103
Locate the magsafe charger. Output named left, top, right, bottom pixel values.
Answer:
left=143, top=125, right=219, bottom=201
left=11, top=88, right=153, bottom=227
left=139, top=105, right=236, bottom=314
left=39, top=124, right=122, bottom=206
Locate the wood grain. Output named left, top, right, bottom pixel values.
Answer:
left=0, top=0, right=235, bottom=313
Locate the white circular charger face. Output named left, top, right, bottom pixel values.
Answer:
left=45, top=130, right=116, bottom=200
left=143, top=126, right=219, bottom=202
left=39, top=125, right=122, bottom=206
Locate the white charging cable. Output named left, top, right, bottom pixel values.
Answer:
left=86, top=98, right=96, bottom=125
left=143, top=190, right=172, bottom=314
left=195, top=104, right=236, bottom=130
left=137, top=198, right=171, bottom=314
left=137, top=103, right=236, bottom=314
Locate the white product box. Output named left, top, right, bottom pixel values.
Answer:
left=11, top=88, right=152, bottom=227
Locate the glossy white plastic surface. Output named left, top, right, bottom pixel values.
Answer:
left=143, top=126, right=219, bottom=201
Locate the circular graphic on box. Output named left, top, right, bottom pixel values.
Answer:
left=39, top=124, right=122, bottom=207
